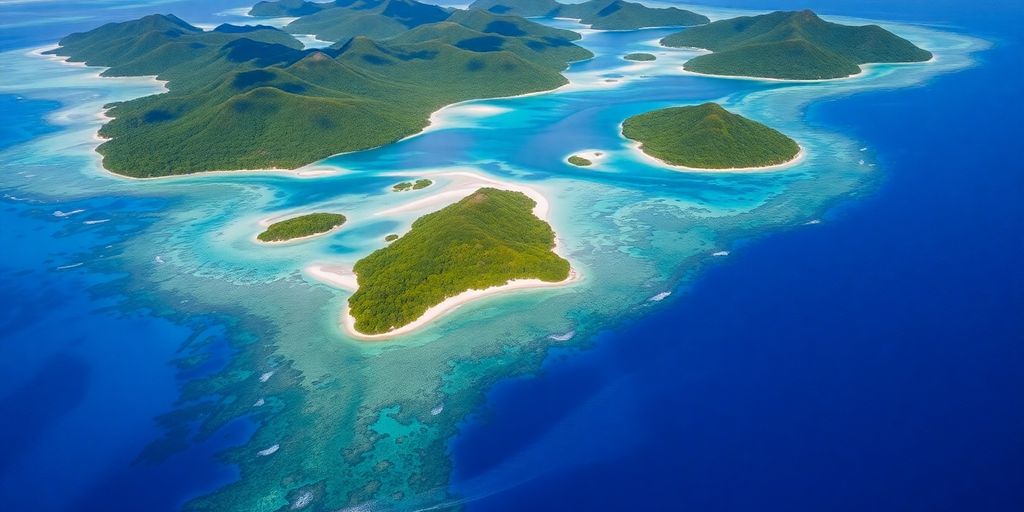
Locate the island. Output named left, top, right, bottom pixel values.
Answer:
left=384, top=234, right=399, bottom=242
left=624, top=52, right=656, bottom=61
left=257, top=212, right=346, bottom=242
left=622, top=103, right=800, bottom=170
left=46, top=6, right=592, bottom=177
left=567, top=155, right=593, bottom=166
left=347, top=188, right=571, bottom=335
left=468, top=0, right=708, bottom=30
left=393, top=179, right=432, bottom=192
left=661, top=10, right=932, bottom=80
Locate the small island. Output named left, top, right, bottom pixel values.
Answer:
left=257, top=212, right=346, bottom=242
left=661, top=10, right=932, bottom=80
left=348, top=188, right=571, bottom=335
left=567, top=155, right=593, bottom=166
left=624, top=53, right=656, bottom=61
left=622, top=103, right=800, bottom=170
left=393, top=179, right=432, bottom=192
left=384, top=234, right=399, bottom=242
left=468, top=0, right=708, bottom=30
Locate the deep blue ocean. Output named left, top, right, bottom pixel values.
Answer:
left=449, top=1, right=1024, bottom=511
left=0, top=1, right=1021, bottom=511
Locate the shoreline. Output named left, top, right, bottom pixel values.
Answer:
left=631, top=139, right=807, bottom=173
left=333, top=268, right=581, bottom=341
left=254, top=224, right=345, bottom=245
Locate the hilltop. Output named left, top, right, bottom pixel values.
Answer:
left=622, top=103, right=800, bottom=169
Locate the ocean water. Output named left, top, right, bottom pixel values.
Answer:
left=0, top=1, right=1019, bottom=511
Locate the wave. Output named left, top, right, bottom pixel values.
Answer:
left=52, top=209, right=85, bottom=217
left=83, top=218, right=110, bottom=225
left=648, top=291, right=671, bottom=302
left=257, top=444, right=279, bottom=456
left=548, top=330, right=576, bottom=341
left=56, top=262, right=83, bottom=270
left=712, top=250, right=730, bottom=257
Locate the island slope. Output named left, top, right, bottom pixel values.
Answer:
left=46, top=11, right=591, bottom=177
left=348, top=188, right=570, bottom=335
left=623, top=103, right=800, bottom=170
left=661, top=10, right=932, bottom=80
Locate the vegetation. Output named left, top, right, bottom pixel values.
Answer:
left=468, top=0, right=708, bottom=29
left=257, top=212, right=346, bottom=242
left=412, top=179, right=432, bottom=189
left=385, top=234, right=399, bottom=242
left=46, top=9, right=591, bottom=177
left=624, top=52, right=655, bottom=61
left=249, top=0, right=325, bottom=17
left=661, top=10, right=932, bottom=80
left=393, top=179, right=430, bottom=191
left=567, top=155, right=592, bottom=166
left=393, top=182, right=413, bottom=191
left=282, top=0, right=451, bottom=42
left=622, top=103, right=800, bottom=169
left=348, top=188, right=570, bottom=334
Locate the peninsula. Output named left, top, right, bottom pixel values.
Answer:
left=258, top=212, right=346, bottom=242
left=661, top=10, right=932, bottom=80
left=622, top=103, right=800, bottom=170
left=467, top=0, right=708, bottom=30
left=347, top=188, right=571, bottom=335
left=46, top=7, right=591, bottom=177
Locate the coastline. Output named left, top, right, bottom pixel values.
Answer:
left=334, top=268, right=581, bottom=341
left=632, top=139, right=807, bottom=173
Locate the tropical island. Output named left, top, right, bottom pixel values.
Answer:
left=467, top=0, right=708, bottom=30
left=347, top=188, right=571, bottom=335
left=45, top=5, right=592, bottom=177
left=622, top=103, right=800, bottom=170
left=257, top=212, right=346, bottom=242
left=393, top=179, right=432, bottom=191
left=624, top=52, right=656, bottom=61
left=661, top=10, right=932, bottom=80
left=567, top=155, right=593, bottom=166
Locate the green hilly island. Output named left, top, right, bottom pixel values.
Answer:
left=468, top=0, right=708, bottom=30
left=661, top=10, right=932, bottom=80
left=348, top=188, right=570, bottom=335
left=46, top=8, right=591, bottom=177
left=622, top=103, right=800, bottom=169
left=257, top=212, right=346, bottom=242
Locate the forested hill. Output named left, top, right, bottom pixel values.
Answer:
left=661, top=10, right=932, bottom=80
left=45, top=9, right=591, bottom=177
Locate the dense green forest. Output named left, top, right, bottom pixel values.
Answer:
left=348, top=188, right=570, bottom=334
left=567, top=155, right=592, bottom=166
left=622, top=103, right=800, bottom=169
left=257, top=212, right=346, bottom=242
left=661, top=10, right=932, bottom=80
left=468, top=0, right=708, bottom=29
left=47, top=7, right=591, bottom=177
left=624, top=52, right=655, bottom=61
left=274, top=0, right=451, bottom=42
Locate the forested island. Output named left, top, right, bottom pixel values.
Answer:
left=46, top=4, right=592, bottom=177
left=467, top=0, right=708, bottom=30
left=661, top=10, right=932, bottom=80
left=393, top=179, right=432, bottom=191
left=257, top=212, right=346, bottom=242
left=622, top=103, right=800, bottom=169
left=348, top=188, right=570, bottom=335
left=568, top=155, right=592, bottom=166
left=624, top=52, right=655, bottom=61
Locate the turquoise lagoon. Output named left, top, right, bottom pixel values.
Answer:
left=0, top=4, right=987, bottom=511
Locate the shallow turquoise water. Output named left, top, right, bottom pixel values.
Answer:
left=0, top=4, right=988, bottom=511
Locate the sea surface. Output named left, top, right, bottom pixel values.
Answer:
left=0, top=1, right=1020, bottom=511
